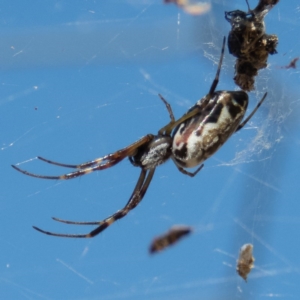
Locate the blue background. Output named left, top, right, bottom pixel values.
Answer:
left=1, top=1, right=300, bottom=299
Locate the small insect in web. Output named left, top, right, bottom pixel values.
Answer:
left=236, top=243, right=255, bottom=281
left=149, top=225, right=192, bottom=254
left=12, top=37, right=267, bottom=239
left=163, top=0, right=211, bottom=16
left=280, top=57, right=299, bottom=69
left=225, top=0, right=279, bottom=91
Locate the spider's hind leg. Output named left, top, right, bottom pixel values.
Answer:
left=33, top=168, right=155, bottom=238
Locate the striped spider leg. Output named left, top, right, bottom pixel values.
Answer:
left=12, top=134, right=155, bottom=180
left=35, top=168, right=156, bottom=238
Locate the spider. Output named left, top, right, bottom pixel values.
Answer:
left=12, top=37, right=267, bottom=238
left=225, top=0, right=279, bottom=91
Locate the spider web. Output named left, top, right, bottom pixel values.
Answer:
left=1, top=0, right=300, bottom=299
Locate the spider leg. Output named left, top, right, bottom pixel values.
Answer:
left=177, top=164, right=204, bottom=177
left=159, top=37, right=226, bottom=136
left=207, top=36, right=226, bottom=97
left=32, top=168, right=155, bottom=238
left=158, top=94, right=175, bottom=123
left=158, top=105, right=202, bottom=136
left=41, top=169, right=148, bottom=226
left=37, top=156, right=86, bottom=169
left=11, top=134, right=154, bottom=180
left=40, top=134, right=154, bottom=169
left=235, top=92, right=267, bottom=132
left=245, top=0, right=251, bottom=12
left=51, top=218, right=100, bottom=225
left=12, top=160, right=120, bottom=180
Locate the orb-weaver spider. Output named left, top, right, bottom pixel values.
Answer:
left=12, top=37, right=267, bottom=238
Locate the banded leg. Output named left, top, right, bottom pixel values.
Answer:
left=176, top=164, right=204, bottom=178
left=158, top=94, right=175, bottom=123
left=33, top=168, right=155, bottom=238
left=11, top=134, right=154, bottom=180
left=159, top=37, right=226, bottom=136
left=235, top=92, right=267, bottom=132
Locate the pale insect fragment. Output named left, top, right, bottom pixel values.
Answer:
left=237, top=243, right=255, bottom=281
left=164, top=0, right=211, bottom=15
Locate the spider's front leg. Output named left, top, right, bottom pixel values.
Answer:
left=159, top=37, right=226, bottom=136
left=11, top=134, right=155, bottom=180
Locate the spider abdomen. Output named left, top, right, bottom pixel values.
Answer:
left=172, top=91, right=248, bottom=168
